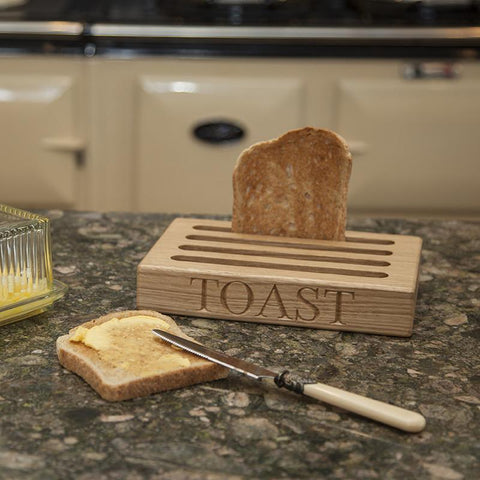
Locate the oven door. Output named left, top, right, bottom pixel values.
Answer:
left=135, top=74, right=305, bottom=214
left=337, top=73, right=480, bottom=215
left=0, top=73, right=84, bottom=209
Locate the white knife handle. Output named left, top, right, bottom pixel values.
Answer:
left=302, top=382, right=426, bottom=433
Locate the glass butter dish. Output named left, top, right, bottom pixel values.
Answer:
left=0, top=204, right=67, bottom=327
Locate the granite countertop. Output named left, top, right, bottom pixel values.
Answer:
left=0, top=212, right=478, bottom=480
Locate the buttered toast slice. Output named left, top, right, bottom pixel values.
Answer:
left=56, top=310, right=228, bottom=401
left=232, top=127, right=352, bottom=241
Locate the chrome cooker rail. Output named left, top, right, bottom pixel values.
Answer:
left=0, top=21, right=479, bottom=43
left=89, top=24, right=480, bottom=42
left=0, top=21, right=83, bottom=36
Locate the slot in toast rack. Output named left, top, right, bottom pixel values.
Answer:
left=137, top=218, right=422, bottom=337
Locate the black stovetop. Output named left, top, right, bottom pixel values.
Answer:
left=1, top=0, right=479, bottom=27
left=1, top=0, right=479, bottom=58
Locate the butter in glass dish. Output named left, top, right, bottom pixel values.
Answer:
left=0, top=204, right=66, bottom=327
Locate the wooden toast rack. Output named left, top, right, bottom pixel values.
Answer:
left=137, top=218, right=422, bottom=337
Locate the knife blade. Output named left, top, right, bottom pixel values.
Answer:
left=153, top=329, right=276, bottom=380
left=152, top=329, right=426, bottom=433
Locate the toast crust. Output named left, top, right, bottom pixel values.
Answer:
left=232, top=127, right=352, bottom=241
left=56, top=310, right=228, bottom=401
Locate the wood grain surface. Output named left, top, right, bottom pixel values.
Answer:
left=137, top=218, right=422, bottom=337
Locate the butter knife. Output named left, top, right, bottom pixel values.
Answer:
left=152, top=329, right=426, bottom=433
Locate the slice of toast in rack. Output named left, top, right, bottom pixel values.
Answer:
left=232, top=127, right=352, bottom=241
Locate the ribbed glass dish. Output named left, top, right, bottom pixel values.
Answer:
left=0, top=204, right=66, bottom=327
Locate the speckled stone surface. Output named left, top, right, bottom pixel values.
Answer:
left=0, top=212, right=478, bottom=480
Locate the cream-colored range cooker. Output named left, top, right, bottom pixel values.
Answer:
left=0, top=1, right=479, bottom=218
